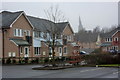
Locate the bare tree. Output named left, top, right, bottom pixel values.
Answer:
left=44, top=5, right=66, bottom=67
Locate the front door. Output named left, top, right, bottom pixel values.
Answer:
left=24, top=47, right=29, bottom=57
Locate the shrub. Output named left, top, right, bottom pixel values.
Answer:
left=24, top=58, right=28, bottom=63
left=35, top=58, right=39, bottom=63
left=12, top=59, right=16, bottom=64
left=44, top=58, right=49, bottom=63
left=6, top=58, right=11, bottom=64
left=82, top=53, right=119, bottom=65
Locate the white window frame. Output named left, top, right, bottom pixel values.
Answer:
left=14, top=28, right=23, bottom=37
left=34, top=47, right=40, bottom=55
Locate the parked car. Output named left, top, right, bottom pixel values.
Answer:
left=80, top=51, right=89, bottom=55
left=108, top=49, right=117, bottom=54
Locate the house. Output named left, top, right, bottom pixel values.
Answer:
left=0, top=11, right=76, bottom=59
left=55, top=22, right=75, bottom=56
left=27, top=16, right=53, bottom=57
left=28, top=15, right=75, bottom=57
left=100, top=27, right=120, bottom=52
left=0, top=11, right=34, bottom=58
left=75, top=31, right=100, bottom=53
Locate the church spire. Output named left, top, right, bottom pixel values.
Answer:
left=78, top=16, right=83, bottom=32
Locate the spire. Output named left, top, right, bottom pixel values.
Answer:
left=78, top=16, right=83, bottom=32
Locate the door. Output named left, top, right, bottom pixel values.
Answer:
left=24, top=47, right=29, bottom=57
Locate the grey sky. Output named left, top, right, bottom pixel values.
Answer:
left=1, top=2, right=118, bottom=32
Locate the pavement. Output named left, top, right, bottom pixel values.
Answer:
left=2, top=65, right=120, bottom=78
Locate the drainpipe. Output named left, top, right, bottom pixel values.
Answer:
left=18, top=46, right=20, bottom=63
left=2, top=28, right=5, bottom=64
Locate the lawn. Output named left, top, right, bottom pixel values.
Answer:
left=98, top=64, right=120, bottom=67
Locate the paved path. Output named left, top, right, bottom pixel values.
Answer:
left=2, top=65, right=120, bottom=78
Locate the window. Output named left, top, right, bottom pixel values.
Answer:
left=12, top=52, right=16, bottom=57
left=106, top=38, right=112, bottom=42
left=14, top=29, right=17, bottom=36
left=41, top=32, right=44, bottom=38
left=26, top=30, right=30, bottom=36
left=20, top=47, right=22, bottom=53
left=18, top=29, right=20, bottom=36
left=114, top=37, right=118, bottom=41
left=8, top=52, right=12, bottom=57
left=64, top=47, right=67, bottom=53
left=14, top=29, right=23, bottom=37
left=34, top=47, right=40, bottom=55
left=113, top=46, right=118, bottom=51
left=34, top=31, right=41, bottom=38
left=110, top=38, right=112, bottom=42
left=59, top=47, right=62, bottom=53
left=49, top=47, right=52, bottom=53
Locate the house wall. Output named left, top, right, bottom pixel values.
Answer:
left=40, top=41, right=49, bottom=57
left=112, top=31, right=120, bottom=50
left=4, top=14, right=33, bottom=58
left=0, top=29, right=2, bottom=58
left=80, top=42, right=97, bottom=49
left=62, top=25, right=74, bottom=42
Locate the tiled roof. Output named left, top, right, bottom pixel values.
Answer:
left=100, top=42, right=112, bottom=47
left=0, top=11, right=23, bottom=28
left=27, top=16, right=54, bottom=32
left=28, top=16, right=69, bottom=33
left=0, top=11, right=71, bottom=33
left=56, top=22, right=69, bottom=33
left=100, top=27, right=120, bottom=38
left=75, top=32, right=99, bottom=43
left=10, top=38, right=31, bottom=46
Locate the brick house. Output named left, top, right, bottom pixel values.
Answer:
left=100, top=27, right=120, bottom=52
left=75, top=31, right=100, bottom=54
left=0, top=11, right=33, bottom=58
left=28, top=15, right=75, bottom=57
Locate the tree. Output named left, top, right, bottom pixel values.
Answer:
left=44, top=5, right=66, bottom=67
left=93, top=26, right=101, bottom=33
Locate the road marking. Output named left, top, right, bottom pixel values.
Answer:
left=80, top=68, right=103, bottom=73
left=113, top=71, right=120, bottom=74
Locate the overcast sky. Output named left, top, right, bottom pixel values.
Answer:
left=1, top=2, right=118, bottom=32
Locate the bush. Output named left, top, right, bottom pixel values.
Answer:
left=24, top=58, right=28, bottom=63
left=12, top=59, right=16, bottom=64
left=44, top=58, right=49, bottom=63
left=6, top=58, right=11, bottom=64
left=83, top=53, right=119, bottom=65
left=35, top=58, right=39, bottom=63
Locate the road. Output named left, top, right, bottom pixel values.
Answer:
left=2, top=65, right=120, bottom=78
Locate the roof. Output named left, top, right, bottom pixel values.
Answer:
left=27, top=16, right=54, bottom=32
left=10, top=38, right=31, bottom=46
left=49, top=41, right=63, bottom=47
left=100, top=27, right=120, bottom=38
left=100, top=42, right=112, bottom=47
left=0, top=11, right=23, bottom=28
left=56, top=22, right=69, bottom=33
left=75, top=31, right=99, bottom=43
left=28, top=16, right=70, bottom=33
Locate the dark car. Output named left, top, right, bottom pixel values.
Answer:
left=109, top=49, right=117, bottom=54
